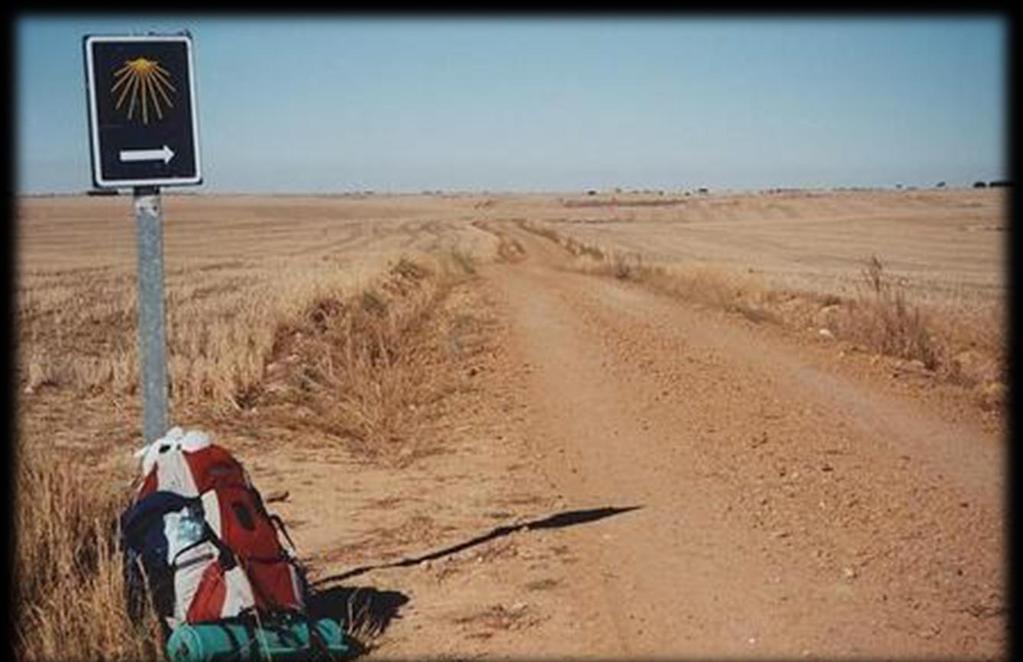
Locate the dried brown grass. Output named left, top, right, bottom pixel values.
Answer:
left=833, top=256, right=1006, bottom=400
left=837, top=256, right=940, bottom=369
left=14, top=444, right=164, bottom=661
left=250, top=251, right=477, bottom=463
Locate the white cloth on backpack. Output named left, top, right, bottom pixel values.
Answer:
left=135, top=426, right=184, bottom=476
left=180, top=429, right=211, bottom=453
left=134, top=427, right=212, bottom=479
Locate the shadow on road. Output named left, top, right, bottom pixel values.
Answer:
left=312, top=504, right=643, bottom=586
left=307, top=585, right=409, bottom=652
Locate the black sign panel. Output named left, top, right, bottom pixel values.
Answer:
left=84, top=34, right=202, bottom=188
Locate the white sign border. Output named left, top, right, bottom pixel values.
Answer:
left=85, top=33, right=203, bottom=188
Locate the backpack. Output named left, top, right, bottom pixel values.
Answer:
left=121, top=429, right=307, bottom=631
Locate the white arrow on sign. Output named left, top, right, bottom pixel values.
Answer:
left=119, top=145, right=175, bottom=164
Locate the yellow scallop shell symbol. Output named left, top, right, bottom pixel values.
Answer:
left=111, top=57, right=177, bottom=125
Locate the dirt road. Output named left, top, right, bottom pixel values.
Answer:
left=267, top=219, right=1004, bottom=659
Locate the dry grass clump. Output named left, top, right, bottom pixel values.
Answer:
left=14, top=444, right=163, bottom=661
left=833, top=257, right=1005, bottom=401
left=256, top=253, right=475, bottom=462
left=608, top=255, right=782, bottom=325
left=836, top=256, right=941, bottom=369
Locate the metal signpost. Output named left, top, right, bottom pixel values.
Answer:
left=84, top=33, right=202, bottom=443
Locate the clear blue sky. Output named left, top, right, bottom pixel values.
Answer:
left=17, top=16, right=1007, bottom=193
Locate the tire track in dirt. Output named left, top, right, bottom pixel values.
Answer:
left=475, top=221, right=1005, bottom=659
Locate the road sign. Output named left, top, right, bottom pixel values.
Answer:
left=84, top=33, right=201, bottom=188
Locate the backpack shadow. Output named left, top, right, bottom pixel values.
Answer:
left=306, top=584, right=409, bottom=653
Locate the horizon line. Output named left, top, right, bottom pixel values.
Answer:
left=18, top=182, right=1009, bottom=198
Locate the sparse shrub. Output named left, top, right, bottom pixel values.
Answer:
left=838, top=256, right=941, bottom=370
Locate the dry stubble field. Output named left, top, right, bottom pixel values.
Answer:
left=15, top=188, right=1007, bottom=660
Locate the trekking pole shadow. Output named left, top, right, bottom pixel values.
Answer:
left=313, top=504, right=643, bottom=587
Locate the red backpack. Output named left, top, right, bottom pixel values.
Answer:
left=131, top=439, right=306, bottom=626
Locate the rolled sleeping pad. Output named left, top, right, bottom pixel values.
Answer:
left=166, top=616, right=349, bottom=662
